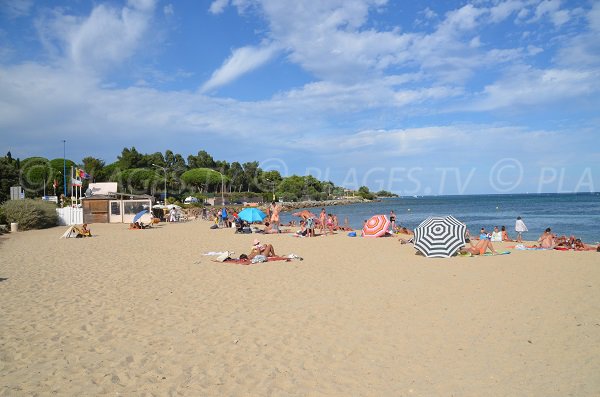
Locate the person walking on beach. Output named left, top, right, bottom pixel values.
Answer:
left=515, top=216, right=528, bottom=242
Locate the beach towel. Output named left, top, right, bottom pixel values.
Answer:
left=483, top=251, right=511, bottom=256
left=213, top=256, right=292, bottom=265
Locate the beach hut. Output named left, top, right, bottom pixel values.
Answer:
left=81, top=193, right=153, bottom=224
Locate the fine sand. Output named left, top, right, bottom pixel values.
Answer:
left=1, top=221, right=599, bottom=396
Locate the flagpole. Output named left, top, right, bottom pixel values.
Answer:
left=62, top=140, right=67, bottom=198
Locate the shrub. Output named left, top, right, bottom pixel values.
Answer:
left=0, top=199, right=58, bottom=230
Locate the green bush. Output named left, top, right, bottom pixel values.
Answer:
left=0, top=199, right=58, bottom=230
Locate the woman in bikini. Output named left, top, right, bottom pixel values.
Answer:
left=460, top=238, right=499, bottom=255
left=248, top=239, right=276, bottom=259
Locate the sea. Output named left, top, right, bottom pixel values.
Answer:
left=280, top=193, right=600, bottom=244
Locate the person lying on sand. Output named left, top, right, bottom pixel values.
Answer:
left=460, top=238, right=499, bottom=256
left=262, top=222, right=290, bottom=234
left=248, top=239, right=276, bottom=259
left=573, top=239, right=599, bottom=251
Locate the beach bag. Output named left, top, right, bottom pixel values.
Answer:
left=251, top=255, right=268, bottom=264
left=347, top=231, right=357, bottom=237
left=210, top=224, right=219, bottom=229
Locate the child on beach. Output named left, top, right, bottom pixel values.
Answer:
left=515, top=216, right=528, bottom=242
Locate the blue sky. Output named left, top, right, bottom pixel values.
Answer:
left=1, top=0, right=599, bottom=194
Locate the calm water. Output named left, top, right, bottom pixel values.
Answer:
left=280, top=193, right=600, bottom=244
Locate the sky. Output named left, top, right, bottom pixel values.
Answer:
left=1, top=0, right=599, bottom=195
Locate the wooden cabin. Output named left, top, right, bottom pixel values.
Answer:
left=82, top=193, right=153, bottom=224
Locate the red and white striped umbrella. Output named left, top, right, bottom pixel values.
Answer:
left=362, top=215, right=390, bottom=237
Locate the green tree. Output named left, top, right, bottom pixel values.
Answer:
left=187, top=150, right=216, bottom=169
left=228, top=162, right=245, bottom=192
left=20, top=157, right=52, bottom=197
left=162, top=150, right=187, bottom=176
left=358, top=186, right=376, bottom=200
left=117, top=147, right=143, bottom=169
left=0, top=155, right=19, bottom=203
left=81, top=156, right=105, bottom=182
left=242, top=161, right=261, bottom=192
left=277, top=175, right=305, bottom=201
left=115, top=168, right=163, bottom=195
left=143, top=152, right=165, bottom=169
left=49, top=158, right=76, bottom=195
left=180, top=168, right=228, bottom=193
left=100, top=161, right=122, bottom=182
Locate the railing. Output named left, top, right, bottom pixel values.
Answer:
left=56, top=207, right=83, bottom=226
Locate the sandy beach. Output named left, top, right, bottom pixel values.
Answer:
left=1, top=220, right=599, bottom=396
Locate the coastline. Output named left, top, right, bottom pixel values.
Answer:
left=1, top=221, right=599, bottom=395
left=278, top=197, right=371, bottom=211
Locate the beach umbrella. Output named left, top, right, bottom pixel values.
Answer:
left=362, top=215, right=390, bottom=237
left=413, top=216, right=467, bottom=258
left=238, top=207, right=267, bottom=223
left=133, top=210, right=148, bottom=223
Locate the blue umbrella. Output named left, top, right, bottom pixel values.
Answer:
left=238, top=207, right=267, bottom=223
left=133, top=209, right=148, bottom=223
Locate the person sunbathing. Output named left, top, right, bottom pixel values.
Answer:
left=261, top=221, right=290, bottom=234
left=460, top=238, right=498, bottom=255
left=573, top=239, right=598, bottom=251
left=248, top=239, right=276, bottom=259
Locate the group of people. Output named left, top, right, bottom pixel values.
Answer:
left=537, top=228, right=599, bottom=250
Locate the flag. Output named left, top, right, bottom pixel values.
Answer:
left=71, top=177, right=82, bottom=187
left=78, top=169, right=91, bottom=179
left=53, top=179, right=58, bottom=188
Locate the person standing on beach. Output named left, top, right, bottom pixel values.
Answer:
left=515, top=216, right=528, bottom=242
left=270, top=202, right=281, bottom=233
left=319, top=208, right=326, bottom=235
left=389, top=210, right=396, bottom=233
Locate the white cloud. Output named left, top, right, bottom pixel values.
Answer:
left=529, top=0, right=572, bottom=26
left=488, top=0, right=527, bottom=23
left=209, top=0, right=229, bottom=15
left=34, top=1, right=156, bottom=75
left=555, top=3, right=600, bottom=67
left=473, top=67, right=598, bottom=110
left=0, top=0, right=33, bottom=19
left=200, top=43, right=280, bottom=93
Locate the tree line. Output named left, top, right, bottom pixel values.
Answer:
left=0, top=148, right=397, bottom=204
